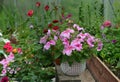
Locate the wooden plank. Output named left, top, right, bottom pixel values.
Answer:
left=87, top=57, right=120, bottom=82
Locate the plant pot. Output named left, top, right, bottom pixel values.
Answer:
left=87, top=56, right=120, bottom=82
left=60, top=61, right=86, bottom=76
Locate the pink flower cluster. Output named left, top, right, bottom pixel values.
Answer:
left=0, top=52, right=14, bottom=75
left=40, top=23, right=103, bottom=56
left=0, top=42, right=22, bottom=75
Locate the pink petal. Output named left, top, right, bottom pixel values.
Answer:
left=39, top=35, right=48, bottom=44
left=44, top=42, right=50, bottom=50
left=2, top=69, right=7, bottom=75
left=62, top=45, right=74, bottom=56
left=49, top=40, right=56, bottom=45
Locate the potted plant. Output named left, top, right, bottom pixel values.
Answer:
left=39, top=17, right=103, bottom=76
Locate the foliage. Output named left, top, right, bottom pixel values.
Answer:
left=98, top=20, right=120, bottom=78
left=0, top=1, right=60, bottom=81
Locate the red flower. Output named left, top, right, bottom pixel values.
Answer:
left=53, top=26, right=59, bottom=30
left=48, top=23, right=53, bottom=28
left=53, top=20, right=59, bottom=23
left=103, top=20, right=111, bottom=27
left=6, top=46, right=13, bottom=53
left=44, top=5, right=49, bottom=11
left=36, top=2, right=41, bottom=7
left=66, top=14, right=72, bottom=18
left=43, top=29, right=48, bottom=33
left=17, top=48, right=23, bottom=54
left=27, top=10, right=34, bottom=17
left=3, top=42, right=13, bottom=53
left=3, top=42, right=11, bottom=49
left=1, top=76, right=9, bottom=82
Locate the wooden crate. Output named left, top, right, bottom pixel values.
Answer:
left=87, top=57, right=120, bottom=82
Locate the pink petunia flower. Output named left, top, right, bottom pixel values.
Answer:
left=47, top=29, right=51, bottom=36
left=77, top=33, right=86, bottom=40
left=97, top=41, right=103, bottom=51
left=62, top=38, right=69, bottom=46
left=73, top=24, right=84, bottom=31
left=7, top=52, right=14, bottom=62
left=39, top=35, right=48, bottom=44
left=86, top=37, right=95, bottom=48
left=44, top=42, right=50, bottom=50
left=63, top=45, right=74, bottom=56
left=60, top=28, right=74, bottom=39
left=54, top=36, right=58, bottom=41
left=1, top=69, right=7, bottom=75
left=44, top=40, right=56, bottom=50
left=74, top=43, right=83, bottom=51
left=0, top=59, right=9, bottom=69
left=49, top=40, right=56, bottom=45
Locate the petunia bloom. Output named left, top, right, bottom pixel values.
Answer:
left=63, top=45, right=74, bottom=56
left=44, top=40, right=56, bottom=50
left=86, top=37, right=95, bottom=48
left=39, top=35, right=48, bottom=44
left=97, top=41, right=103, bottom=51
left=73, top=24, right=84, bottom=31
left=60, top=28, right=74, bottom=39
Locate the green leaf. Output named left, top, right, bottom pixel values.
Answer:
left=116, top=61, right=120, bottom=68
left=102, top=28, right=108, bottom=34
left=54, top=53, right=61, bottom=59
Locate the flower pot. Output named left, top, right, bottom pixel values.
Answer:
left=60, top=61, right=86, bottom=76
left=87, top=56, right=120, bottom=82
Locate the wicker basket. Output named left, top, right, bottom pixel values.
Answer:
left=60, top=61, right=86, bottom=76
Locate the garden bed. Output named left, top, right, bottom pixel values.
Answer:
left=87, top=56, right=120, bottom=82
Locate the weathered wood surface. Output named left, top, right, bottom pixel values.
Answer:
left=55, top=64, right=95, bottom=82
left=87, top=57, right=120, bottom=82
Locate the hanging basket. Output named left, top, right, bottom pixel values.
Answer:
left=60, top=61, right=86, bottom=76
